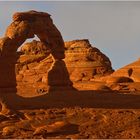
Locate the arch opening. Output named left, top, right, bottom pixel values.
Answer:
left=17, top=35, right=40, bottom=52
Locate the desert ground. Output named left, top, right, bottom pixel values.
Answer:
left=0, top=82, right=140, bottom=139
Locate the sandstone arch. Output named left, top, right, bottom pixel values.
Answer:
left=0, top=10, right=65, bottom=59
left=0, top=11, right=73, bottom=115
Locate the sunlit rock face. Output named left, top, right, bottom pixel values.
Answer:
left=16, top=39, right=113, bottom=91
left=0, top=10, right=114, bottom=93
left=110, top=58, right=140, bottom=82
left=0, top=10, right=71, bottom=92
left=3, top=10, right=65, bottom=59
left=64, top=39, right=113, bottom=82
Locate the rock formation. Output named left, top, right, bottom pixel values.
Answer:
left=110, top=58, right=140, bottom=82
left=21, top=40, right=50, bottom=55
left=1, top=10, right=140, bottom=139
left=0, top=10, right=73, bottom=90
left=0, top=10, right=115, bottom=114
left=2, top=10, right=65, bottom=59
left=0, top=10, right=73, bottom=114
left=64, top=39, right=113, bottom=81
left=17, top=39, right=113, bottom=90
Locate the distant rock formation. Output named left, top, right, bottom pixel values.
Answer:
left=15, top=39, right=114, bottom=93
left=21, top=40, right=50, bottom=55
left=110, top=59, right=140, bottom=82
left=64, top=39, right=113, bottom=81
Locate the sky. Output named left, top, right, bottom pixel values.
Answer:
left=0, top=1, right=140, bottom=70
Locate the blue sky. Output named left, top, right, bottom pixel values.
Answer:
left=0, top=1, right=140, bottom=70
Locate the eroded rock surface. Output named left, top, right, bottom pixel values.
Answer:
left=4, top=10, right=65, bottom=59
left=1, top=108, right=140, bottom=139
left=64, top=39, right=113, bottom=81
left=110, top=59, right=140, bottom=82
left=0, top=10, right=72, bottom=113
left=14, top=39, right=114, bottom=94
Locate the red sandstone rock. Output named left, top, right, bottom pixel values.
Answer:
left=0, top=10, right=115, bottom=95
left=0, top=11, right=71, bottom=114
left=1, top=10, right=65, bottom=59
left=106, top=76, right=134, bottom=84
left=21, top=40, right=50, bottom=55
left=64, top=39, right=113, bottom=81
left=110, top=59, right=140, bottom=82
left=13, top=10, right=51, bottom=21
left=17, top=39, right=113, bottom=87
